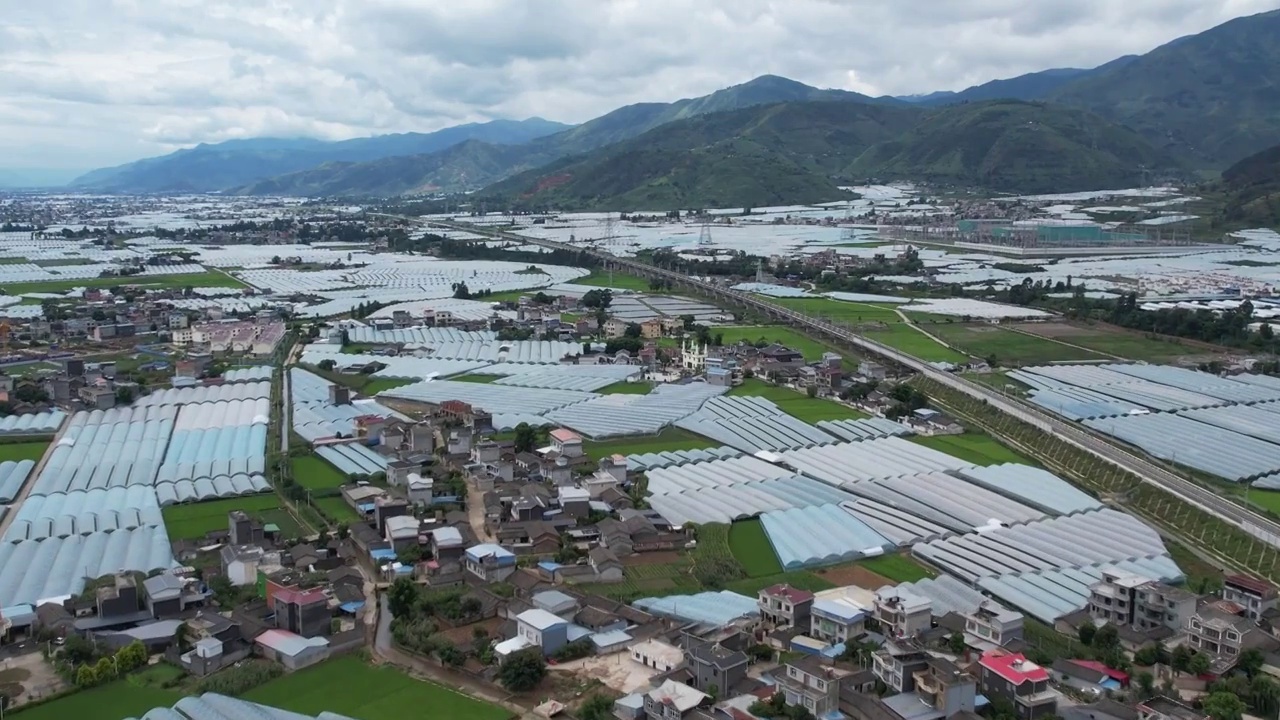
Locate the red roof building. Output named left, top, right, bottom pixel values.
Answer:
left=979, top=650, right=1049, bottom=685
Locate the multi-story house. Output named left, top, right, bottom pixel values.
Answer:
left=977, top=651, right=1059, bottom=719
left=908, top=658, right=978, bottom=720
left=644, top=680, right=707, bottom=720
left=758, top=584, right=815, bottom=629
left=874, top=586, right=932, bottom=639
left=964, top=601, right=1024, bottom=649
left=873, top=639, right=931, bottom=693
left=778, top=654, right=855, bottom=717
left=686, top=642, right=748, bottom=695
left=1185, top=605, right=1268, bottom=673
left=1133, top=581, right=1197, bottom=633
left=1223, top=575, right=1278, bottom=622
left=1087, top=567, right=1150, bottom=626
left=811, top=596, right=867, bottom=645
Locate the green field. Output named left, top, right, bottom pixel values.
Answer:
left=451, top=374, right=504, bottom=383
left=862, top=324, right=970, bottom=363
left=727, top=379, right=868, bottom=423
left=716, top=325, right=848, bottom=364
left=362, top=378, right=417, bottom=395
left=855, top=554, right=936, bottom=583
left=10, top=680, right=180, bottom=720
left=597, top=380, right=652, bottom=394
left=315, top=496, right=362, bottom=522
left=0, top=361, right=60, bottom=377
left=912, top=432, right=1032, bottom=466
left=294, top=455, right=350, bottom=489
left=1017, top=326, right=1200, bottom=362
left=774, top=298, right=904, bottom=324
left=0, top=270, right=246, bottom=294
left=726, top=571, right=835, bottom=597
left=582, top=427, right=715, bottom=460
left=728, top=519, right=783, bottom=577
left=162, top=494, right=298, bottom=540
left=0, top=441, right=50, bottom=462
left=924, top=324, right=1107, bottom=366
left=243, top=656, right=511, bottom=720
left=575, top=271, right=652, bottom=292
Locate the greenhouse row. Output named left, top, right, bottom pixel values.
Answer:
left=676, top=397, right=838, bottom=452
left=299, top=350, right=492, bottom=381
left=848, top=471, right=1047, bottom=532
left=773, top=437, right=974, bottom=488
left=0, top=409, right=65, bottom=435
left=222, top=366, right=273, bottom=383
left=816, top=418, right=913, bottom=442
left=625, top=446, right=742, bottom=472
left=0, top=460, right=35, bottom=503
left=1084, top=412, right=1280, bottom=482
left=154, top=474, right=271, bottom=506
left=953, top=464, right=1103, bottom=516
left=545, top=383, right=728, bottom=438
left=632, top=590, right=758, bottom=626
left=840, top=498, right=953, bottom=547
left=0, top=525, right=175, bottom=607
left=894, top=574, right=996, bottom=617
left=492, top=365, right=641, bottom=392
left=760, top=503, right=892, bottom=570
left=316, top=443, right=388, bottom=476
left=647, top=475, right=855, bottom=525
left=381, top=379, right=595, bottom=417
left=977, top=556, right=1185, bottom=625
left=290, top=367, right=406, bottom=442
left=4, top=485, right=162, bottom=542
left=341, top=326, right=497, bottom=346
left=913, top=508, right=1171, bottom=583
left=1177, top=404, right=1280, bottom=445
left=134, top=380, right=271, bottom=407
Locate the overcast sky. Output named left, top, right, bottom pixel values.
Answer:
left=2, top=0, right=1276, bottom=174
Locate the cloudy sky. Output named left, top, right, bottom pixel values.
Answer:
left=2, top=0, right=1276, bottom=176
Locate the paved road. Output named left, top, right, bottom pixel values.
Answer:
left=393, top=214, right=1280, bottom=550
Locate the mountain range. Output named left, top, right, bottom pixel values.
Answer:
left=64, top=8, right=1280, bottom=207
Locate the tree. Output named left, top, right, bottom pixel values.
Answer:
left=1202, top=691, right=1247, bottom=720
left=1091, top=623, right=1119, bottom=652
left=947, top=633, right=967, bottom=654
left=706, top=683, right=720, bottom=701
left=452, top=281, right=471, bottom=299
left=1171, top=643, right=1192, bottom=673
left=115, top=386, right=135, bottom=405
left=436, top=644, right=466, bottom=667
left=1238, top=647, right=1265, bottom=678
left=318, top=358, right=336, bottom=371
left=513, top=422, right=539, bottom=453
left=498, top=649, right=547, bottom=691
left=623, top=323, right=642, bottom=339
left=174, top=621, right=192, bottom=652
left=580, top=693, right=614, bottom=720
left=806, top=385, right=818, bottom=398
left=681, top=314, right=696, bottom=330
left=1188, top=651, right=1212, bottom=677
left=1135, top=671, right=1156, bottom=700
left=581, top=289, right=612, bottom=309
left=75, top=664, right=98, bottom=687
left=388, top=577, right=419, bottom=619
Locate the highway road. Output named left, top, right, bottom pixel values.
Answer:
left=395, top=215, right=1280, bottom=550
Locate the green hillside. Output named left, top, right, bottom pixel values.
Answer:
left=1216, top=143, right=1280, bottom=228
left=847, top=100, right=1176, bottom=193
left=1049, top=9, right=1280, bottom=168
left=480, top=101, right=917, bottom=209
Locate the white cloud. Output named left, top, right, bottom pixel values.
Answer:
left=1, top=0, right=1276, bottom=170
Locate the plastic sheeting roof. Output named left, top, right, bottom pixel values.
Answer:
left=839, top=498, right=953, bottom=547
left=977, top=556, right=1184, bottom=625
left=125, top=692, right=360, bottom=720
left=633, top=590, right=759, bottom=625
left=6, top=485, right=163, bottom=541
left=913, top=508, right=1170, bottom=583
left=492, top=364, right=642, bottom=392
left=222, top=366, right=273, bottom=383
left=544, top=383, right=728, bottom=439
left=761, top=503, right=892, bottom=570
left=134, top=381, right=271, bottom=407
left=847, top=472, right=1046, bottom=532
left=316, top=443, right=387, bottom=476
left=773, top=436, right=974, bottom=488
left=0, top=410, right=66, bottom=435
left=895, top=574, right=999, bottom=617
left=1084, top=413, right=1280, bottom=482
left=0, top=525, right=174, bottom=607
left=816, top=418, right=913, bottom=442
left=648, top=474, right=855, bottom=526
left=954, top=465, right=1103, bottom=516
left=0, top=459, right=35, bottom=503
left=676, top=396, right=838, bottom=453
left=380, top=379, right=596, bottom=416
left=627, top=446, right=743, bottom=471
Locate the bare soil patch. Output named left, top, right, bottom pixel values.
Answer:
left=815, top=563, right=895, bottom=589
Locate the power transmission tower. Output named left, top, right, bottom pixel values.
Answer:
left=698, top=223, right=713, bottom=247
